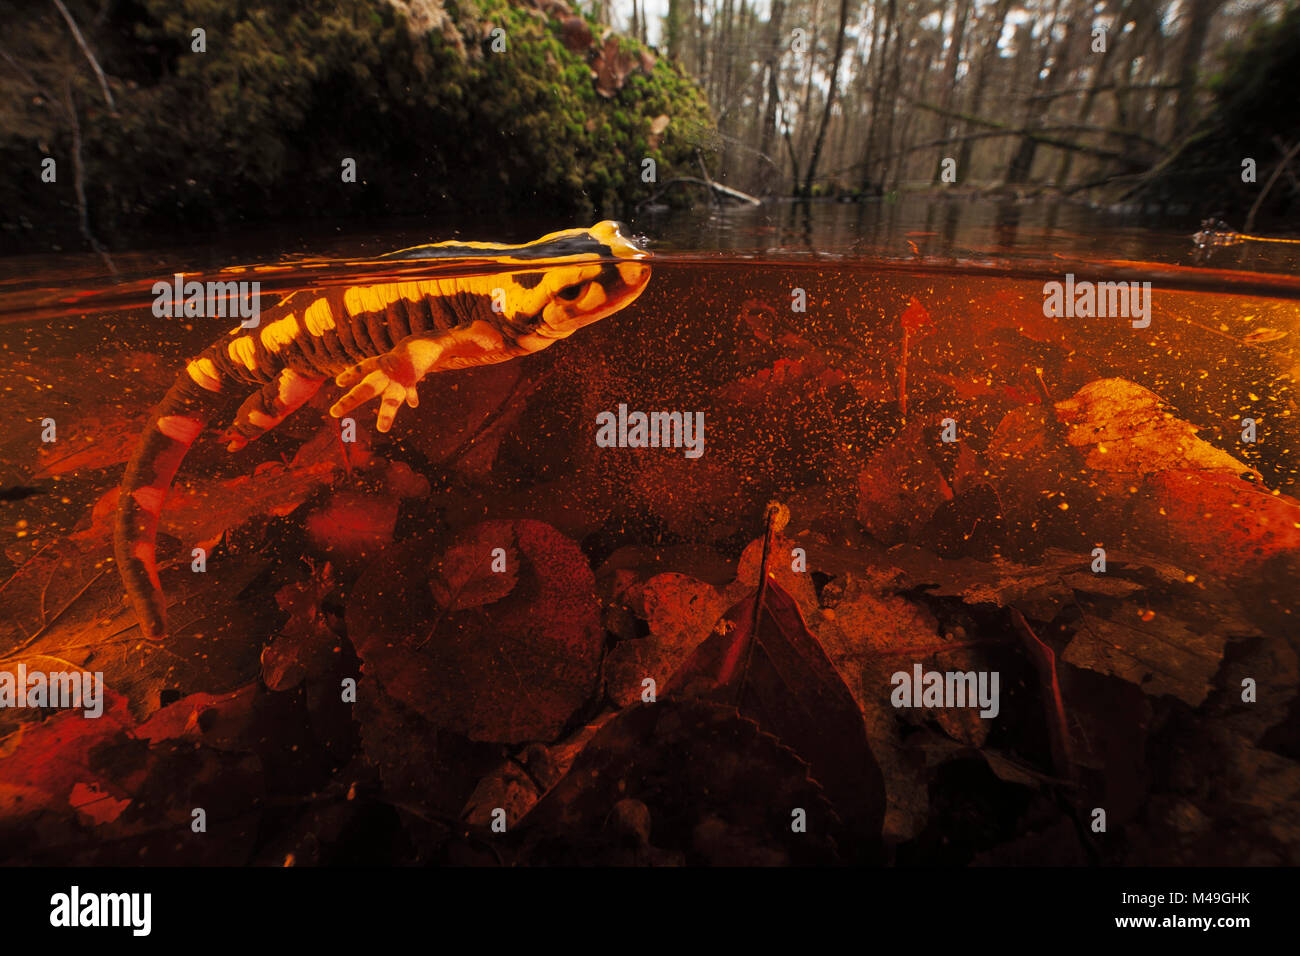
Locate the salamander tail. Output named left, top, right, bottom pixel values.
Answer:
left=114, top=366, right=231, bottom=640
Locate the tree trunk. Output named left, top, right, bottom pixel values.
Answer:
left=1172, top=0, right=1222, bottom=134
left=859, top=0, right=897, bottom=193
left=932, top=0, right=972, bottom=181
left=955, top=0, right=1013, bottom=180
left=665, top=0, right=683, bottom=60
left=801, top=0, right=851, bottom=196
left=756, top=0, right=788, bottom=193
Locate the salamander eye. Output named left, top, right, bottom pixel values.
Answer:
left=556, top=282, right=585, bottom=301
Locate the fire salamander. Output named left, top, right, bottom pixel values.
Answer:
left=115, top=221, right=651, bottom=640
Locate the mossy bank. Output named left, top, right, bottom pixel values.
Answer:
left=0, top=0, right=715, bottom=253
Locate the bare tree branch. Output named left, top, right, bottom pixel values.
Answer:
left=1245, top=138, right=1300, bottom=233
left=51, top=0, right=116, bottom=113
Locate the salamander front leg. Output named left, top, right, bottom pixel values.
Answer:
left=222, top=368, right=325, bottom=451
left=328, top=333, right=447, bottom=433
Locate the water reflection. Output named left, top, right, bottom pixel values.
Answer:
left=635, top=196, right=1300, bottom=279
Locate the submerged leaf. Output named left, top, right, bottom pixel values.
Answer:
left=603, top=572, right=728, bottom=706
left=261, top=565, right=342, bottom=692
left=516, top=700, right=844, bottom=865
left=428, top=522, right=520, bottom=612
left=668, top=576, right=885, bottom=848
left=1053, top=378, right=1255, bottom=479
left=900, top=296, right=932, bottom=335
left=1060, top=589, right=1260, bottom=706
left=349, top=520, right=602, bottom=744
left=855, top=421, right=953, bottom=545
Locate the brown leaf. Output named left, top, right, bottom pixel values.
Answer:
left=0, top=687, right=135, bottom=822
left=515, top=700, right=844, bottom=865
left=813, top=574, right=943, bottom=841
left=1060, top=591, right=1258, bottom=706
left=667, top=576, right=885, bottom=846
left=856, top=420, right=953, bottom=545
left=1053, top=378, right=1255, bottom=480
left=1142, top=469, right=1300, bottom=583
left=428, top=523, right=520, bottom=612
left=349, top=521, right=602, bottom=743
left=134, top=683, right=261, bottom=750
left=731, top=531, right=820, bottom=620
left=603, top=572, right=727, bottom=706
left=647, top=113, right=670, bottom=149
left=261, top=565, right=342, bottom=692
left=558, top=15, right=592, bottom=53
left=886, top=545, right=1147, bottom=615
left=591, top=35, right=635, bottom=97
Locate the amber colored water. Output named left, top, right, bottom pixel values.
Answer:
left=2, top=201, right=1297, bottom=558
left=0, top=199, right=1297, bottom=866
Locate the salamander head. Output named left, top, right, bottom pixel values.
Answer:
left=515, top=220, right=652, bottom=342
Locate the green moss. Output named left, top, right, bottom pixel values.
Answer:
left=0, top=0, right=714, bottom=250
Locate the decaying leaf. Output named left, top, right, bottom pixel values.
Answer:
left=261, top=565, right=343, bottom=692
left=1142, top=469, right=1300, bottom=583
left=813, top=574, right=943, bottom=842
left=558, top=15, right=593, bottom=53
left=887, top=545, right=1147, bottom=615
left=428, top=523, right=520, bottom=612
left=349, top=520, right=603, bottom=743
left=1053, top=378, right=1256, bottom=480
left=0, top=684, right=265, bottom=865
left=134, top=683, right=261, bottom=751
left=856, top=420, right=953, bottom=545
left=668, top=574, right=885, bottom=849
left=0, top=687, right=134, bottom=823
left=603, top=572, right=728, bottom=706
left=461, top=709, right=617, bottom=828
left=1060, top=595, right=1257, bottom=707
left=515, top=700, right=844, bottom=865
left=591, top=35, right=636, bottom=97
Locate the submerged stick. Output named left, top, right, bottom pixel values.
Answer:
left=898, top=327, right=909, bottom=420
left=737, top=501, right=786, bottom=701
left=333, top=416, right=352, bottom=478
left=1010, top=607, right=1076, bottom=783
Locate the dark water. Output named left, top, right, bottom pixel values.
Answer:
left=1, top=199, right=1297, bottom=866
